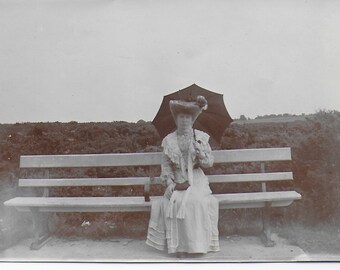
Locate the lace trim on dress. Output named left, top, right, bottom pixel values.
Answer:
left=161, top=130, right=210, bottom=166
left=161, top=132, right=181, bottom=166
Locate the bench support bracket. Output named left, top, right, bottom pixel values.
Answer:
left=30, top=208, right=52, bottom=250
left=259, top=163, right=275, bottom=247
left=260, top=201, right=275, bottom=247
left=144, top=178, right=152, bottom=202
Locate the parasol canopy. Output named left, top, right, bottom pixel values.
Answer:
left=152, top=84, right=233, bottom=143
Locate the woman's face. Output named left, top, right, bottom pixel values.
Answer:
left=176, top=113, right=193, bottom=130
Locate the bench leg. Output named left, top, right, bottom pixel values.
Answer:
left=30, top=208, right=52, bottom=250
left=260, top=204, right=275, bottom=247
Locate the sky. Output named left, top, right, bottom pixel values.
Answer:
left=0, top=0, right=339, bottom=123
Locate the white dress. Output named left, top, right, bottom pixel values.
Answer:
left=146, top=129, right=220, bottom=254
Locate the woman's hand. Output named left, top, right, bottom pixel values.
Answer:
left=193, top=140, right=206, bottom=159
left=164, top=183, right=175, bottom=200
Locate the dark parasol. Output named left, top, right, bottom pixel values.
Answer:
left=152, top=84, right=233, bottom=143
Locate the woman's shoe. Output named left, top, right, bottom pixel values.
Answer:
left=176, top=252, right=187, bottom=258
left=187, top=253, right=205, bottom=258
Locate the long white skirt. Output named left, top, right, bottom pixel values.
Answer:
left=146, top=169, right=220, bottom=254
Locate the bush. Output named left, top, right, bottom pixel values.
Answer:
left=1, top=111, right=340, bottom=238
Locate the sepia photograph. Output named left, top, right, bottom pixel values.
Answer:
left=0, top=0, right=340, bottom=266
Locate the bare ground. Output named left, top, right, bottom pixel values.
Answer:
left=3, top=223, right=340, bottom=262
left=0, top=233, right=313, bottom=262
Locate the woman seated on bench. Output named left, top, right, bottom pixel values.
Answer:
left=146, top=96, right=220, bottom=257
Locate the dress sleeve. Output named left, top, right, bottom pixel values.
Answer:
left=161, top=152, right=175, bottom=186
left=197, top=139, right=214, bottom=168
left=194, top=131, right=214, bottom=168
left=160, top=137, right=175, bottom=186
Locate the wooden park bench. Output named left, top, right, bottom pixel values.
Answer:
left=4, top=147, right=301, bottom=250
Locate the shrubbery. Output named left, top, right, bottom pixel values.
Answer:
left=222, top=111, right=340, bottom=225
left=0, top=111, right=339, bottom=239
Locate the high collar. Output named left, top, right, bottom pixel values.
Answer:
left=176, top=128, right=193, bottom=137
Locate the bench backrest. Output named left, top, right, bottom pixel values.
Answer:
left=18, top=148, right=293, bottom=189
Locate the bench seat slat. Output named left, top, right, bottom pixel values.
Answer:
left=4, top=191, right=301, bottom=212
left=18, top=172, right=293, bottom=187
left=20, top=148, right=292, bottom=168
left=215, top=191, right=301, bottom=209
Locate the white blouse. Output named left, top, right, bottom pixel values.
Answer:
left=160, top=129, right=214, bottom=186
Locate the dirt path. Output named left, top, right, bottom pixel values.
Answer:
left=0, top=235, right=314, bottom=262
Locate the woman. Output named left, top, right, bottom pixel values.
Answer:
left=146, top=95, right=220, bottom=257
